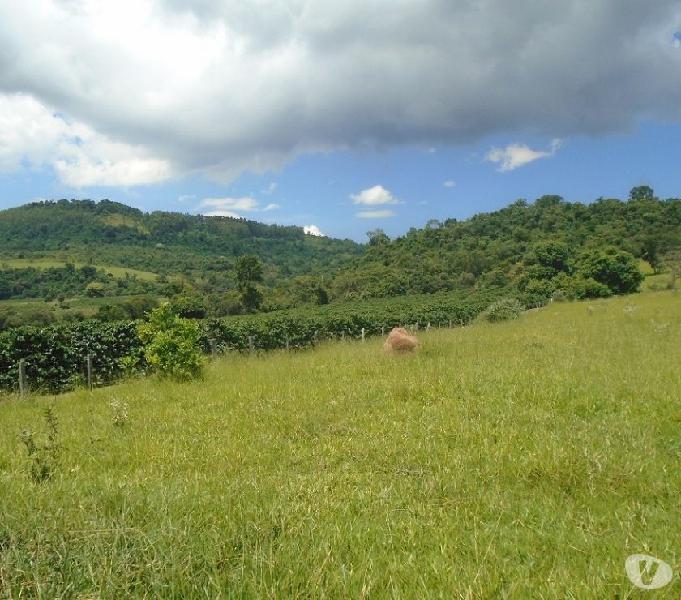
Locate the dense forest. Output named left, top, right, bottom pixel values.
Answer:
left=329, top=186, right=681, bottom=302
left=0, top=186, right=679, bottom=329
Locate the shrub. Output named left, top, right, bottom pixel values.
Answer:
left=482, top=298, right=524, bottom=323
left=577, top=247, right=644, bottom=294
left=138, top=303, right=203, bottom=381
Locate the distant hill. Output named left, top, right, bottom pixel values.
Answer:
left=0, top=189, right=679, bottom=328
left=0, top=199, right=363, bottom=283
left=328, top=190, right=681, bottom=301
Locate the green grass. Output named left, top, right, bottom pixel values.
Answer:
left=0, top=295, right=166, bottom=319
left=0, top=292, right=679, bottom=598
left=0, top=257, right=162, bottom=281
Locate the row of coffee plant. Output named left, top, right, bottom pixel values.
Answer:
left=0, top=290, right=503, bottom=393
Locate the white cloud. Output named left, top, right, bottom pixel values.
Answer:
left=303, top=224, right=324, bottom=236
left=0, top=94, right=172, bottom=186
left=485, top=139, right=563, bottom=172
left=201, top=197, right=260, bottom=211
left=0, top=2, right=680, bottom=183
left=178, top=194, right=196, bottom=203
left=262, top=182, right=278, bottom=195
left=200, top=196, right=280, bottom=216
left=351, top=185, right=400, bottom=205
left=356, top=209, right=397, bottom=219
left=443, top=180, right=456, bottom=188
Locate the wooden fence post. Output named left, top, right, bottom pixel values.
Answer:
left=426, top=322, right=431, bottom=332
left=448, top=319, right=452, bottom=328
left=285, top=336, right=290, bottom=351
left=248, top=336, right=254, bottom=353
left=18, top=359, right=26, bottom=397
left=361, top=327, right=365, bottom=342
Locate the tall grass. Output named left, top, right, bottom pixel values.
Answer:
left=0, top=291, right=679, bottom=598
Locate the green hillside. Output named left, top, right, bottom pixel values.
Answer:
left=330, top=189, right=681, bottom=300
left=0, top=188, right=680, bottom=328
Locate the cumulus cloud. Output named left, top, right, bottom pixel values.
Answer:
left=200, top=196, right=280, bottom=217
left=356, top=210, right=396, bottom=219
left=0, top=94, right=172, bottom=186
left=485, top=139, right=563, bottom=172
left=0, top=1, right=680, bottom=185
left=351, top=185, right=400, bottom=205
left=443, top=180, right=456, bottom=188
left=303, top=224, right=323, bottom=236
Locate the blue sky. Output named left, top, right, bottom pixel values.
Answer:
left=2, top=120, right=679, bottom=242
left=1, top=1, right=680, bottom=242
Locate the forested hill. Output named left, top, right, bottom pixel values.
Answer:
left=329, top=188, right=681, bottom=301
left=0, top=199, right=363, bottom=278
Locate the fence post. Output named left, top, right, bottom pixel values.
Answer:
left=381, top=326, right=385, bottom=336
left=86, top=354, right=93, bottom=391
left=18, top=359, right=26, bottom=397
left=426, top=322, right=431, bottom=332
left=248, top=335, right=254, bottom=353
left=313, top=330, right=318, bottom=345
left=361, top=327, right=365, bottom=342
left=285, top=336, right=290, bottom=351
left=449, top=319, right=452, bottom=328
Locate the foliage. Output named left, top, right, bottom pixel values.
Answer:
left=138, top=303, right=203, bottom=381
left=0, top=320, right=144, bottom=393
left=19, top=406, right=60, bottom=483
left=331, top=188, right=681, bottom=301
left=235, top=254, right=264, bottom=312
left=577, top=247, right=644, bottom=294
left=0, top=290, right=501, bottom=392
left=171, top=295, right=207, bottom=319
left=481, top=297, right=524, bottom=323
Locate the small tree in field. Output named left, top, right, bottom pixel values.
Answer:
left=138, top=303, right=203, bottom=381
left=234, top=255, right=264, bottom=312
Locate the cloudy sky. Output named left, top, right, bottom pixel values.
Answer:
left=1, top=0, right=681, bottom=240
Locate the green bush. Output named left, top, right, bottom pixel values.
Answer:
left=481, top=298, right=524, bottom=323
left=138, top=303, right=203, bottom=381
left=577, top=247, right=644, bottom=294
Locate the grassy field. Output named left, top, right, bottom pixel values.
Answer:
left=0, top=257, right=162, bottom=282
left=0, top=295, right=167, bottom=320
left=0, top=291, right=679, bottom=598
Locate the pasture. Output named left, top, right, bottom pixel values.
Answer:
left=0, top=292, right=679, bottom=598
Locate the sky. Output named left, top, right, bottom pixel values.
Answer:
left=1, top=1, right=681, bottom=242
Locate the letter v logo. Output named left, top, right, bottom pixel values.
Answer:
left=625, top=554, right=673, bottom=590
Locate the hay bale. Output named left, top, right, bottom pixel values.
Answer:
left=383, top=327, right=419, bottom=353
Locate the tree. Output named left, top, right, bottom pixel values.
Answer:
left=138, top=303, right=203, bottom=381
left=641, top=236, right=662, bottom=274
left=234, top=255, right=264, bottom=312
left=366, top=229, right=390, bottom=246
left=629, top=185, right=655, bottom=201
left=578, top=247, right=644, bottom=294
left=234, top=255, right=263, bottom=289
